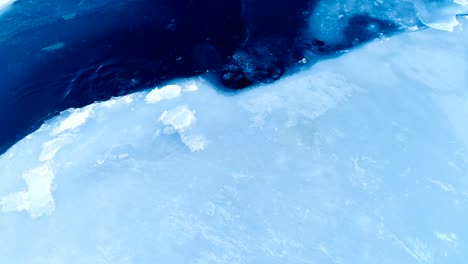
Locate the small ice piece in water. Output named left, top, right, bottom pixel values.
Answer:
left=41, top=42, right=65, bottom=52
left=62, top=13, right=76, bottom=20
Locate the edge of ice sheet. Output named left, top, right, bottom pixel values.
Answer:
left=0, top=81, right=212, bottom=218
left=146, top=84, right=182, bottom=104
left=0, top=56, right=359, bottom=219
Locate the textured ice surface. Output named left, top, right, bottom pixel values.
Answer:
left=0, top=22, right=467, bottom=264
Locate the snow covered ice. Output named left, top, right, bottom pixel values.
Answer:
left=0, top=17, right=467, bottom=262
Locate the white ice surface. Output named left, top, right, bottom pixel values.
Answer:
left=0, top=23, right=467, bottom=263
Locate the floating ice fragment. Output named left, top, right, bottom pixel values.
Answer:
left=62, top=13, right=76, bottom=20
left=42, top=42, right=65, bottom=52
